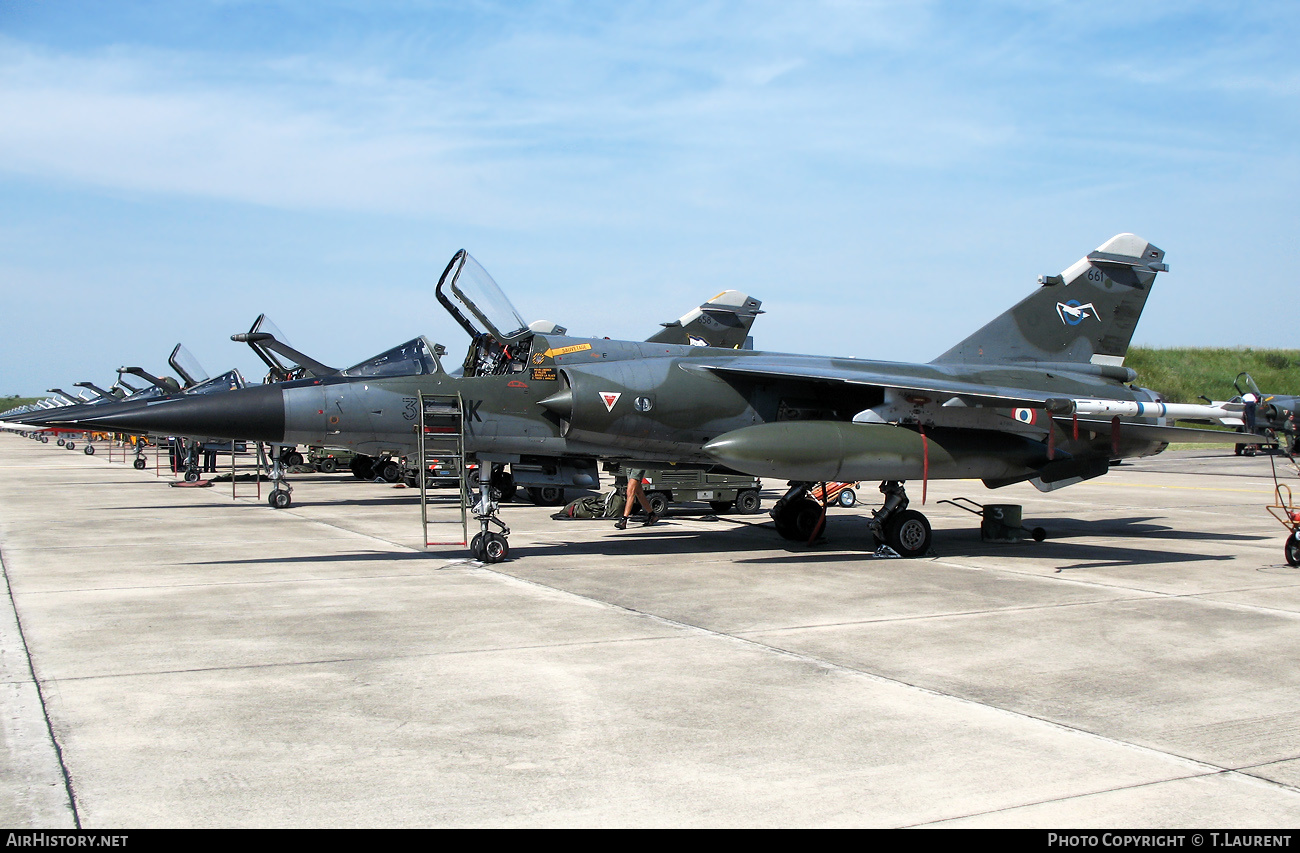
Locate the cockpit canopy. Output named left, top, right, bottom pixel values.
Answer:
left=341, top=337, right=443, bottom=378
left=169, top=344, right=210, bottom=388
left=185, top=369, right=245, bottom=395
left=247, top=315, right=302, bottom=381
left=1235, top=372, right=1263, bottom=399
left=436, top=250, right=532, bottom=345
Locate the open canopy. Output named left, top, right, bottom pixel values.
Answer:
left=436, top=250, right=532, bottom=345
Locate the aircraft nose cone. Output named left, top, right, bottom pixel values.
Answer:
left=68, top=384, right=287, bottom=442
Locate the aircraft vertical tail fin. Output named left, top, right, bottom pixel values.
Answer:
left=648, top=291, right=764, bottom=349
left=931, top=234, right=1167, bottom=366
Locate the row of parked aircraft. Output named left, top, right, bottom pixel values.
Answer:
left=1, top=234, right=1275, bottom=561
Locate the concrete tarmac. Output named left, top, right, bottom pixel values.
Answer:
left=2, top=435, right=1299, bottom=827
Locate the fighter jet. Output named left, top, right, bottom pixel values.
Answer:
left=234, top=314, right=339, bottom=384
left=37, top=234, right=1244, bottom=559
left=22, top=344, right=246, bottom=471
left=647, top=290, right=764, bottom=350
left=1201, top=372, right=1300, bottom=456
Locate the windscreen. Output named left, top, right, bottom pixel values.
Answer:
left=342, top=338, right=440, bottom=378
left=184, top=369, right=245, bottom=395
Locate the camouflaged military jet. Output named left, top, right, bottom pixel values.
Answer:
left=1202, top=372, right=1300, bottom=456
left=33, top=235, right=1245, bottom=558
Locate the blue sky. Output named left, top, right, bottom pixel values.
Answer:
left=2, top=0, right=1297, bottom=394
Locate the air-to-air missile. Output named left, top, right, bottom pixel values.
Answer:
left=27, top=234, right=1247, bottom=561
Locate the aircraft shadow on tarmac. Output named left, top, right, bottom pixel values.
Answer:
left=189, top=550, right=442, bottom=566
left=1029, top=515, right=1267, bottom=543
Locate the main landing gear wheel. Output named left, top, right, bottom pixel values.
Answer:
left=885, top=509, right=931, bottom=558
left=282, top=451, right=304, bottom=468
left=133, top=457, right=147, bottom=470
left=495, top=471, right=517, bottom=503
left=378, top=460, right=401, bottom=483
left=269, top=489, right=292, bottom=509
left=527, top=486, right=566, bottom=506
left=774, top=498, right=823, bottom=542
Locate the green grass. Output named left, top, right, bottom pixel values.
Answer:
left=1125, top=348, right=1300, bottom=404
left=1, top=396, right=40, bottom=411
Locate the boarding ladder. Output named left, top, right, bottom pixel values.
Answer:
left=418, top=391, right=469, bottom=548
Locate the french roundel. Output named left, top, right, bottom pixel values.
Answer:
left=1013, top=408, right=1036, bottom=424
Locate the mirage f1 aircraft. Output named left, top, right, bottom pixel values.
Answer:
left=34, top=234, right=1243, bottom=558
left=1199, top=372, right=1300, bottom=457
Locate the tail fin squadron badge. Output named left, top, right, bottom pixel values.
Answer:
left=1056, top=300, right=1098, bottom=326
left=600, top=392, right=622, bottom=412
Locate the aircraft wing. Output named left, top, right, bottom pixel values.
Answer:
left=691, top=359, right=1059, bottom=409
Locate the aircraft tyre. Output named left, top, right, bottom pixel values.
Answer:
left=838, top=488, right=857, bottom=508
left=736, top=489, right=762, bottom=514
left=482, top=532, right=508, bottom=563
left=283, top=451, right=304, bottom=468
left=269, top=489, right=292, bottom=509
left=527, top=486, right=566, bottom=506
left=469, top=532, right=509, bottom=562
left=774, top=499, right=822, bottom=541
left=709, top=500, right=735, bottom=514
left=885, top=509, right=931, bottom=558
left=495, top=472, right=516, bottom=502
left=133, top=457, right=147, bottom=470
left=350, top=455, right=373, bottom=479
left=648, top=492, right=669, bottom=516
left=1286, top=532, right=1300, bottom=568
